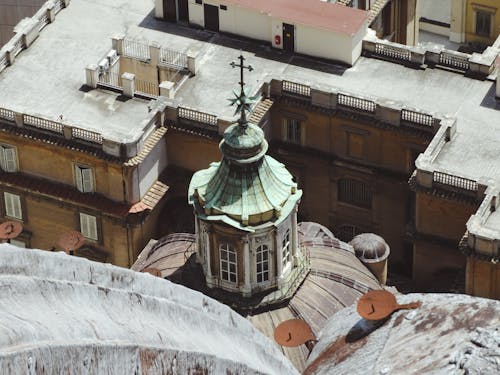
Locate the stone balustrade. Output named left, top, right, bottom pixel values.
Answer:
left=0, top=0, right=70, bottom=74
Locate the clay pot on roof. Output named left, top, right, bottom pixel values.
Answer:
left=350, top=233, right=390, bottom=285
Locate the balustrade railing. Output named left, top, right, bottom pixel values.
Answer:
left=401, top=109, right=433, bottom=127
left=0, top=54, right=8, bottom=73
left=433, top=171, right=478, bottom=192
left=282, top=80, right=311, bottom=97
left=338, top=93, right=376, bottom=113
left=178, top=107, right=217, bottom=126
left=439, top=51, right=470, bottom=71
left=11, top=36, right=24, bottom=57
left=0, top=108, right=15, bottom=121
left=52, top=0, right=64, bottom=14
left=374, top=43, right=411, bottom=61
left=24, top=114, right=64, bottom=134
left=72, top=128, right=103, bottom=144
left=38, top=12, right=50, bottom=31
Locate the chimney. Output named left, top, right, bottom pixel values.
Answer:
left=349, top=233, right=390, bottom=285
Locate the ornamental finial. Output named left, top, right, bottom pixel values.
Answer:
left=228, top=53, right=258, bottom=128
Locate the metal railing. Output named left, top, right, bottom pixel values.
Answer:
left=439, top=51, right=470, bottom=71
left=24, top=114, right=63, bottom=134
left=0, top=107, right=15, bottom=121
left=178, top=107, right=217, bottom=126
left=135, top=78, right=158, bottom=98
left=123, top=39, right=150, bottom=60
left=160, top=47, right=188, bottom=69
left=374, top=43, right=411, bottom=61
left=97, top=72, right=122, bottom=89
left=72, top=128, right=103, bottom=144
left=433, top=171, right=478, bottom=192
left=401, top=109, right=433, bottom=127
left=282, top=80, right=311, bottom=97
left=338, top=93, right=376, bottom=113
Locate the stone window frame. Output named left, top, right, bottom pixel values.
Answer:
left=219, top=242, right=237, bottom=284
left=472, top=4, right=496, bottom=38
left=255, top=243, right=270, bottom=283
left=0, top=143, right=18, bottom=173
left=281, top=111, right=306, bottom=146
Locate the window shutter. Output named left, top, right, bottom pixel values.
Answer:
left=4, top=148, right=17, bottom=172
left=4, top=192, right=22, bottom=220
left=80, top=213, right=98, bottom=241
left=0, top=146, right=5, bottom=171
left=75, top=165, right=83, bottom=192
left=82, top=168, right=94, bottom=192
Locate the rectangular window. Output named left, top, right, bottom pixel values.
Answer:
left=338, top=179, right=372, bottom=209
left=0, top=145, right=18, bottom=172
left=80, top=212, right=98, bottom=241
left=281, top=229, right=291, bottom=271
left=74, top=164, right=94, bottom=193
left=220, top=5, right=227, bottom=10
left=195, top=0, right=202, bottom=4
left=220, top=243, right=237, bottom=283
left=285, top=119, right=301, bottom=144
left=476, top=11, right=491, bottom=37
left=4, top=192, right=22, bottom=220
left=256, top=244, right=269, bottom=283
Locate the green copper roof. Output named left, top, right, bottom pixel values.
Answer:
left=189, top=122, right=301, bottom=227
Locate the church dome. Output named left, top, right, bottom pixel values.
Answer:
left=349, top=233, right=390, bottom=263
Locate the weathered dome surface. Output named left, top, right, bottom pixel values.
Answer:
left=0, top=244, right=298, bottom=375
left=133, top=222, right=382, bottom=372
left=189, top=122, right=300, bottom=227
left=221, top=123, right=267, bottom=162
left=305, top=293, right=500, bottom=375
left=349, top=233, right=390, bottom=263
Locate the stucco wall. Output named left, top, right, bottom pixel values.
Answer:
left=215, top=2, right=271, bottom=41
left=188, top=0, right=204, bottom=27
left=295, top=24, right=356, bottom=65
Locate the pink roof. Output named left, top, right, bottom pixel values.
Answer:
left=220, top=0, right=369, bottom=36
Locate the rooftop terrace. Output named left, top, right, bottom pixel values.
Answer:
left=0, top=0, right=499, bottom=181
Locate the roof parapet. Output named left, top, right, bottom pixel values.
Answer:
left=0, top=0, right=69, bottom=74
left=363, top=30, right=499, bottom=78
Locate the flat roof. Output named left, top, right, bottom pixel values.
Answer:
left=0, top=0, right=499, bottom=185
left=219, top=0, right=369, bottom=35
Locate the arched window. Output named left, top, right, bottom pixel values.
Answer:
left=281, top=229, right=291, bottom=270
left=256, top=244, right=270, bottom=283
left=338, top=179, right=372, bottom=208
left=219, top=243, right=237, bottom=283
left=336, top=224, right=363, bottom=243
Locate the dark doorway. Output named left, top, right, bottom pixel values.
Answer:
left=178, top=0, right=189, bottom=22
left=204, top=4, right=219, bottom=32
left=163, top=0, right=177, bottom=22
left=283, top=23, right=295, bottom=52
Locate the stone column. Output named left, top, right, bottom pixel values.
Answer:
left=112, top=34, right=125, bottom=55
left=47, top=5, right=55, bottom=23
left=121, top=73, right=135, bottom=97
left=291, top=208, right=299, bottom=266
left=205, top=230, right=212, bottom=278
left=159, top=81, right=175, bottom=99
left=187, top=52, right=198, bottom=75
left=242, top=236, right=251, bottom=296
left=149, top=42, right=161, bottom=66
left=85, top=64, right=99, bottom=88
left=276, top=229, right=283, bottom=278
left=194, top=218, right=201, bottom=263
left=154, top=0, right=164, bottom=19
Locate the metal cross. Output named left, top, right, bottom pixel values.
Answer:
left=230, top=54, right=253, bottom=95
left=228, top=54, right=257, bottom=128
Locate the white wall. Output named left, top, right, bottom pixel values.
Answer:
left=295, top=24, right=356, bottom=65
left=188, top=0, right=204, bottom=27
left=350, top=22, right=368, bottom=65
left=215, top=3, right=270, bottom=41
left=271, top=19, right=283, bottom=49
